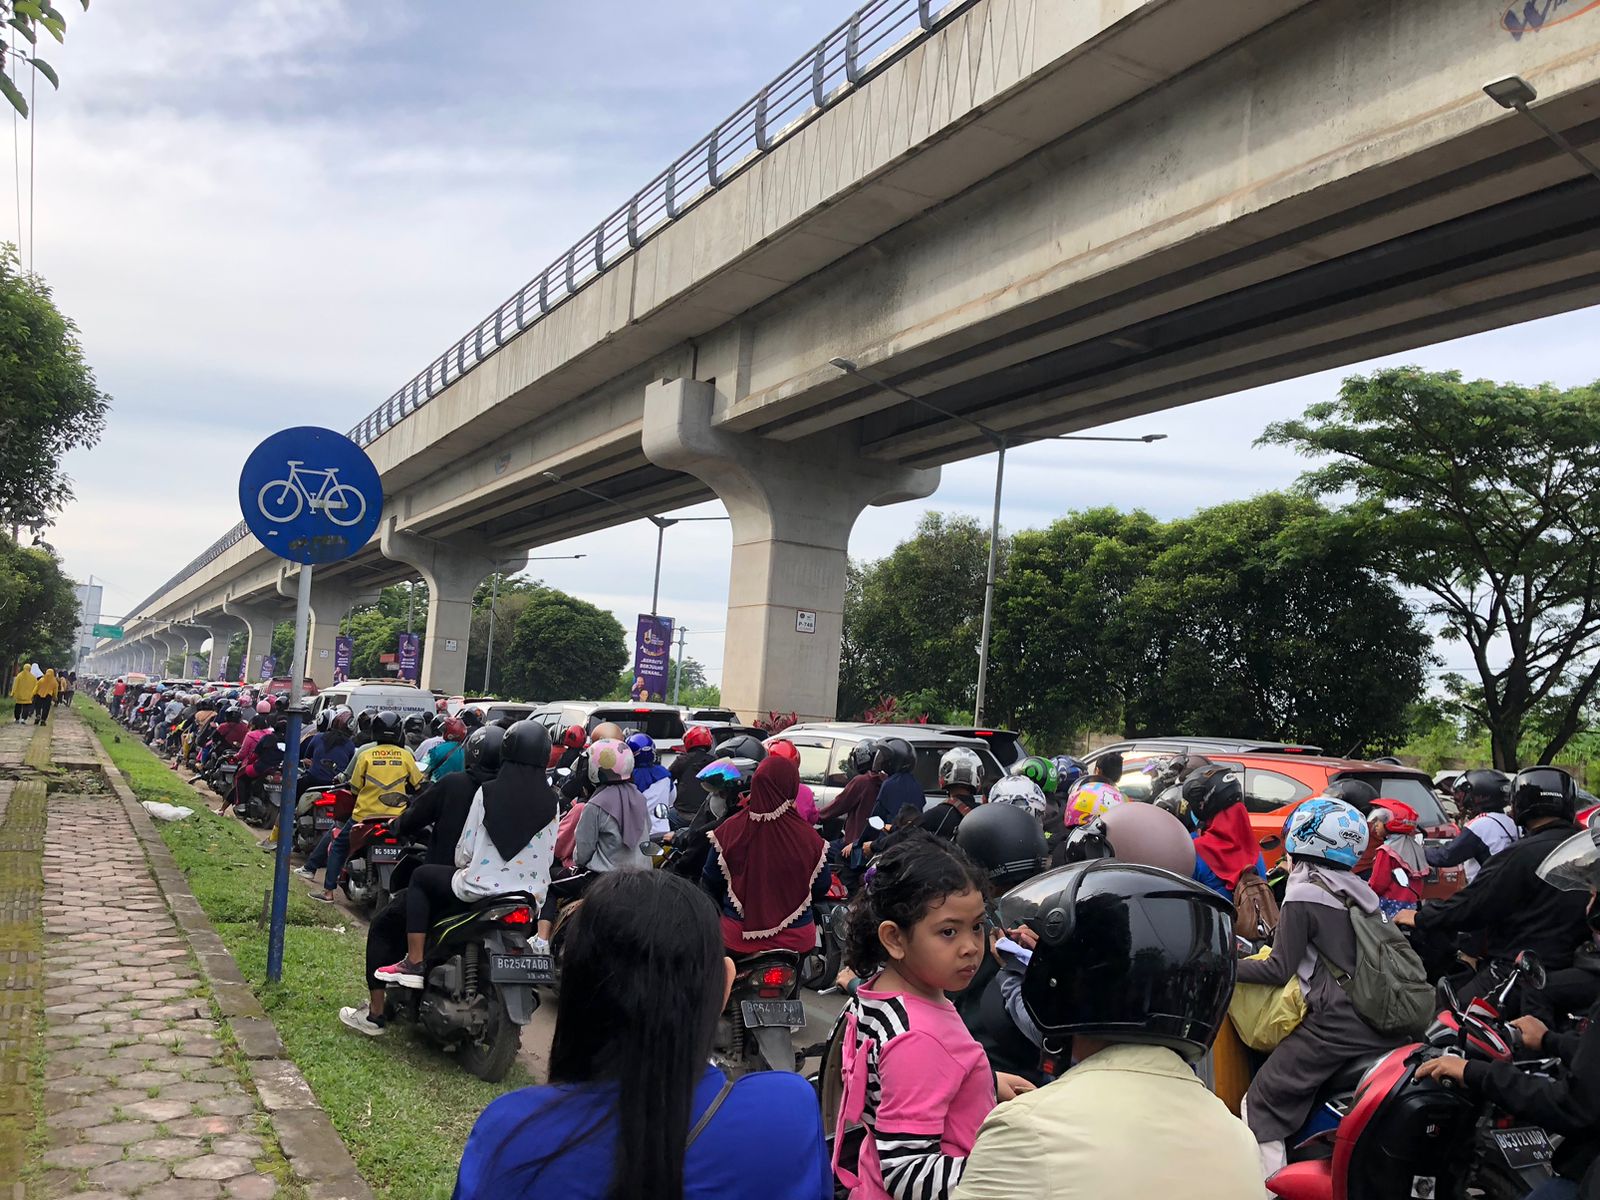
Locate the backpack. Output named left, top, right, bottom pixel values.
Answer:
left=1313, top=880, right=1433, bottom=1036
left=1232, top=868, right=1280, bottom=942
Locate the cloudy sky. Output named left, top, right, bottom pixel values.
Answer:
left=29, top=1, right=1600, bottom=686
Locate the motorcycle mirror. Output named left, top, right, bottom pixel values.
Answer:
left=651, top=803, right=668, bottom=819
left=867, top=816, right=886, bottom=832
left=1515, top=950, right=1547, bottom=991
left=276, top=743, right=287, bottom=752
left=1439, top=977, right=1462, bottom=1017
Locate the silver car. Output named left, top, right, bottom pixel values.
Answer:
left=774, top=723, right=1006, bottom=813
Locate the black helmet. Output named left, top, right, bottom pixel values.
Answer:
left=424, top=713, right=442, bottom=737
left=1182, top=765, right=1243, bottom=825
left=371, top=710, right=404, bottom=745
left=402, top=713, right=425, bottom=735
left=1454, top=768, right=1510, bottom=815
left=872, top=737, right=915, bottom=775
left=957, top=803, right=1048, bottom=893
left=849, top=739, right=879, bottom=775
left=714, top=734, right=767, bottom=763
left=1323, top=777, right=1379, bottom=815
left=1510, top=766, right=1577, bottom=828
left=222, top=706, right=242, bottom=723
left=1007, top=861, right=1235, bottom=1061
left=463, top=725, right=505, bottom=775
left=503, top=719, right=552, bottom=767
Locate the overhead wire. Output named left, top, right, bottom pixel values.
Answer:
left=10, top=26, right=19, bottom=254
left=28, top=48, right=34, bottom=271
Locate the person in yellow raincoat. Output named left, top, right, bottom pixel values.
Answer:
left=10, top=664, right=39, bottom=724
left=32, top=668, right=58, bottom=726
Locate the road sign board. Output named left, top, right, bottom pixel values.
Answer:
left=238, top=427, right=383, bottom=565
left=91, top=623, right=124, bottom=639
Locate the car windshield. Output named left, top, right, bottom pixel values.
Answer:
left=1343, top=774, right=1449, bottom=828
left=484, top=706, right=533, bottom=723
left=587, top=708, right=686, bottom=740
left=911, top=744, right=1005, bottom=795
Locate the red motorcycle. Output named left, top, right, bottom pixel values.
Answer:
left=1268, top=951, right=1557, bottom=1200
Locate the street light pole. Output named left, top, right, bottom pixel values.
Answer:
left=672, top=623, right=689, bottom=705
left=830, top=358, right=1165, bottom=724
left=1484, top=76, right=1600, bottom=185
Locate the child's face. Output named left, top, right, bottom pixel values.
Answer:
left=887, top=886, right=987, bottom=994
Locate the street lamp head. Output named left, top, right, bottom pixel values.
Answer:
left=1484, top=75, right=1537, bottom=109
left=1140, top=433, right=1169, bottom=443
left=542, top=470, right=564, bottom=484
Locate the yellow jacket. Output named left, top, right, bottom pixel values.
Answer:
left=10, top=669, right=38, bottom=703
left=36, top=670, right=58, bottom=699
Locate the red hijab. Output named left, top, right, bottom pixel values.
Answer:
left=708, top=756, right=827, bottom=941
left=1193, top=801, right=1259, bottom=889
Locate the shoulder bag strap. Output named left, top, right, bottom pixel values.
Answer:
left=686, top=1075, right=736, bottom=1149
left=1305, top=877, right=1357, bottom=986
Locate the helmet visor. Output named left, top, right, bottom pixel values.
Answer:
left=1537, top=828, right=1600, bottom=893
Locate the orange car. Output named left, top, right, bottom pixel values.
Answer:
left=1084, top=739, right=1467, bottom=899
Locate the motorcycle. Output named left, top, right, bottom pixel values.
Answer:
left=381, top=888, right=549, bottom=1082
left=800, top=872, right=850, bottom=992
left=1268, top=950, right=1557, bottom=1200
left=341, top=818, right=413, bottom=916
left=237, top=766, right=283, bottom=829
left=295, top=786, right=351, bottom=855
left=714, top=949, right=805, bottom=1076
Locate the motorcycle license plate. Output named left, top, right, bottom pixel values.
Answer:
left=740, top=999, right=805, bottom=1030
left=1491, top=1127, right=1553, bottom=1170
left=314, top=815, right=334, bottom=830
left=488, top=953, right=555, bottom=985
left=368, top=845, right=403, bottom=864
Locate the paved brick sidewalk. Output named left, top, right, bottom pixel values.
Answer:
left=16, top=715, right=287, bottom=1198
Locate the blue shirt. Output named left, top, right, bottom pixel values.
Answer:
left=873, top=770, right=925, bottom=823
left=303, top=733, right=354, bottom=784
left=452, top=1064, right=831, bottom=1200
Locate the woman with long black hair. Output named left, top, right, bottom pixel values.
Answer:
left=451, top=870, right=830, bottom=1200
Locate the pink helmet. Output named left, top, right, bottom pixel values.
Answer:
left=255, top=699, right=273, bottom=715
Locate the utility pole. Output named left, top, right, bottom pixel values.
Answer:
left=672, top=624, right=689, bottom=705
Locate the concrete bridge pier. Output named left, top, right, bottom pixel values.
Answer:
left=275, top=568, right=376, bottom=687
left=379, top=525, right=528, bottom=697
left=151, top=629, right=182, bottom=679
left=169, top=624, right=211, bottom=679
left=643, top=377, right=938, bottom=724
left=194, top=610, right=247, bottom=681
left=223, top=596, right=289, bottom=687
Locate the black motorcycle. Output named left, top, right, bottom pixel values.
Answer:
left=715, top=949, right=805, bottom=1075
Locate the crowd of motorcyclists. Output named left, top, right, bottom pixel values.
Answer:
left=79, top=670, right=1600, bottom=1199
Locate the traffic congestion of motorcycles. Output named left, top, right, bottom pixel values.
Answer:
left=85, top=671, right=1600, bottom=1198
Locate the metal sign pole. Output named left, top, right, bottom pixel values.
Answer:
left=266, top=564, right=313, bottom=983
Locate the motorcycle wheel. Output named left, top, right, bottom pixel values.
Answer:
left=459, top=984, right=520, bottom=1083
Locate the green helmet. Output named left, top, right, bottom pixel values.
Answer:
left=1012, top=754, right=1060, bottom=795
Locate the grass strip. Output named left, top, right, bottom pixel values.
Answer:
left=78, top=702, right=527, bottom=1200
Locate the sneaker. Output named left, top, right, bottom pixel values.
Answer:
left=295, top=866, right=318, bottom=880
left=339, top=1005, right=386, bottom=1037
left=374, top=958, right=425, bottom=989
left=531, top=936, right=551, bottom=956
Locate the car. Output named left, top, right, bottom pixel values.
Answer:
left=683, top=706, right=739, bottom=724
left=923, top=725, right=1029, bottom=769
left=263, top=676, right=320, bottom=698
left=528, top=701, right=688, bottom=750
left=458, top=698, right=537, bottom=725
left=778, top=723, right=1006, bottom=813
left=307, top=679, right=433, bottom=721
left=1082, top=744, right=1465, bottom=898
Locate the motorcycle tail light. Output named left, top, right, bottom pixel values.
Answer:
left=757, top=964, right=794, bottom=998
left=499, top=906, right=533, bottom=926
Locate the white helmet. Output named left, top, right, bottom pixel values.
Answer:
left=938, top=746, right=984, bottom=792
left=988, top=776, right=1047, bottom=821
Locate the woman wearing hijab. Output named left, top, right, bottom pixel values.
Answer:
left=1367, top=801, right=1429, bottom=918
left=1185, top=765, right=1266, bottom=901
left=10, top=664, right=38, bottom=723
left=32, top=668, right=58, bottom=725
left=573, top=738, right=652, bottom=875
left=702, top=756, right=831, bottom=957
left=375, top=720, right=558, bottom=990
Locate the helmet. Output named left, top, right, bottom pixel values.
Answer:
left=1454, top=769, right=1510, bottom=815
left=696, top=758, right=756, bottom=795
left=1537, top=827, right=1600, bottom=893
left=1511, top=766, right=1577, bottom=828
left=423, top=713, right=442, bottom=737
left=1012, top=755, right=1060, bottom=794
left=957, top=803, right=1048, bottom=892
left=463, top=725, right=505, bottom=774
left=683, top=725, right=714, bottom=751
left=371, top=711, right=404, bottom=746
left=274, top=694, right=289, bottom=712
left=1062, top=780, right=1125, bottom=829
left=222, top=706, right=242, bottom=723
left=938, top=747, right=984, bottom=792
left=402, top=714, right=425, bottom=736
left=1322, top=778, right=1379, bottom=815
left=562, top=724, right=587, bottom=750
left=625, top=732, right=656, bottom=768
left=715, top=734, right=767, bottom=763
left=1371, top=799, right=1419, bottom=837
left=1097, top=802, right=1197, bottom=876
left=765, top=740, right=800, bottom=764
left=872, top=737, right=915, bottom=775
left=587, top=738, right=635, bottom=785
left=503, top=720, right=552, bottom=767
left=330, top=706, right=353, bottom=732
left=1052, top=755, right=1084, bottom=790
left=1282, top=797, right=1368, bottom=868
left=1006, top=862, right=1235, bottom=1061
left=848, top=739, right=879, bottom=775
left=1181, top=765, right=1243, bottom=826
left=255, top=699, right=273, bottom=715
left=988, top=776, right=1047, bottom=821
left=435, top=697, right=449, bottom=714
left=314, top=709, right=331, bottom=733
left=590, top=721, right=626, bottom=743
left=441, top=717, right=467, bottom=742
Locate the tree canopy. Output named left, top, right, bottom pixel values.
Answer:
left=0, top=1, right=86, bottom=119
left=1261, top=367, right=1600, bottom=769
left=0, top=529, right=78, bottom=667
left=502, top=587, right=627, bottom=701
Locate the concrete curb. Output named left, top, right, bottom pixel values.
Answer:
left=84, top=721, right=376, bottom=1200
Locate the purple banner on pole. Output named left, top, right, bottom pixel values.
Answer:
left=333, top=635, right=353, bottom=683
left=238, top=654, right=247, bottom=684
left=188, top=656, right=204, bottom=678
left=632, top=614, right=674, bottom=703
left=260, top=654, right=277, bottom=682
left=397, top=632, right=420, bottom=682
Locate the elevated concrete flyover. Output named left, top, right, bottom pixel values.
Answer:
left=88, top=0, right=1600, bottom=718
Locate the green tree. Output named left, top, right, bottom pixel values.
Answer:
left=465, top=575, right=542, bottom=696
left=838, top=512, right=996, bottom=721
left=1261, top=367, right=1600, bottom=768
left=0, top=246, right=111, bottom=528
left=0, top=529, right=77, bottom=666
left=0, top=2, right=85, bottom=118
left=501, top=588, right=627, bottom=701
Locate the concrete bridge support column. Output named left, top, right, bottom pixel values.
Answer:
left=196, top=613, right=246, bottom=681
left=170, top=625, right=211, bottom=679
left=152, top=631, right=182, bottom=679
left=276, top=569, right=376, bottom=687
left=223, top=597, right=289, bottom=687
left=643, top=378, right=938, bottom=723
left=380, top=525, right=528, bottom=697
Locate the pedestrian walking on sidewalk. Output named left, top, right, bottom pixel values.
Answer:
left=33, top=668, right=58, bottom=725
left=10, top=663, right=39, bottom=722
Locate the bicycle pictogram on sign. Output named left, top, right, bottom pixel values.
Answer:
left=257, top=461, right=368, bottom=527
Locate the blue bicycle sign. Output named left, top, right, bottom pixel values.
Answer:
left=239, top=427, right=383, bottom=565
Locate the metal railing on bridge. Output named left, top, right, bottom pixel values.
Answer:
left=121, top=0, right=980, bottom=629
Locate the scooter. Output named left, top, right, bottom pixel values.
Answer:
left=715, top=949, right=805, bottom=1076
left=1268, top=950, right=1557, bottom=1200
left=800, top=872, right=850, bottom=992
left=295, top=786, right=350, bottom=855
left=341, top=818, right=416, bottom=916
left=237, top=765, right=283, bottom=828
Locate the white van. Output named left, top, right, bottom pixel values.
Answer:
left=309, top=680, right=434, bottom=721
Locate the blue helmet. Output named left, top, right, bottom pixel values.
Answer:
left=624, top=731, right=656, bottom=768
left=1282, top=797, right=1369, bottom=869
left=1052, top=755, right=1083, bottom=789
